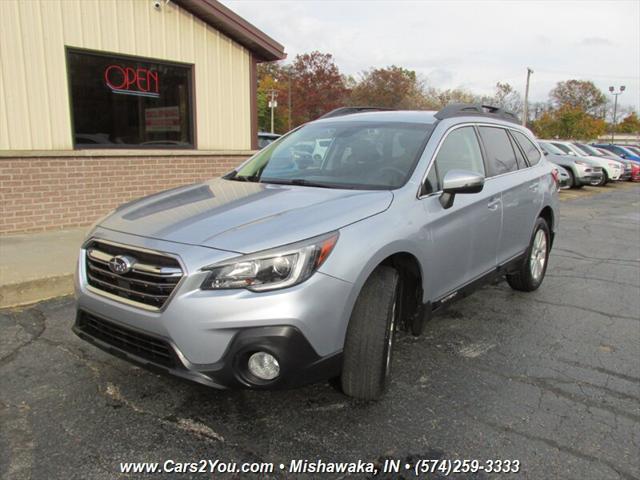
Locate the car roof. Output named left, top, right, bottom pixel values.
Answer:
left=312, top=109, right=527, bottom=129
left=313, top=110, right=439, bottom=125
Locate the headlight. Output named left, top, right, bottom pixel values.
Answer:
left=201, top=231, right=339, bottom=292
left=608, top=162, right=619, bottom=169
left=574, top=160, right=588, bottom=166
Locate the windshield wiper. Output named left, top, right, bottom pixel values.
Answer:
left=261, top=178, right=338, bottom=189
left=227, top=172, right=261, bottom=183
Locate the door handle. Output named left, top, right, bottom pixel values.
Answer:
left=529, top=183, right=539, bottom=192
left=488, top=198, right=500, bottom=210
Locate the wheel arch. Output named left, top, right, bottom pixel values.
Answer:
left=538, top=205, right=555, bottom=247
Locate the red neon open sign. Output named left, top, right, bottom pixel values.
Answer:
left=104, top=64, right=160, bottom=98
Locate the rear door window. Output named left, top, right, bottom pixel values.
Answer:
left=478, top=127, right=519, bottom=176
left=511, top=131, right=542, bottom=166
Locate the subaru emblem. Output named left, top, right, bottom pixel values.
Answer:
left=108, top=255, right=135, bottom=275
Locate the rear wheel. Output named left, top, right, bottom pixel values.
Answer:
left=506, top=218, right=550, bottom=292
left=341, top=266, right=399, bottom=400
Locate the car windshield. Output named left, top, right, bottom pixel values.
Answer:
left=626, top=146, right=640, bottom=155
left=230, top=121, right=434, bottom=189
left=552, top=143, right=574, bottom=155
left=574, top=143, right=599, bottom=156
left=540, top=142, right=565, bottom=155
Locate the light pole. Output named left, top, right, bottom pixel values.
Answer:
left=609, top=85, right=625, bottom=143
left=522, top=67, right=533, bottom=126
left=268, top=79, right=278, bottom=134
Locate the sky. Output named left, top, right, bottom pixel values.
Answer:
left=221, top=0, right=640, bottom=113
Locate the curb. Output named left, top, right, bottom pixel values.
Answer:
left=0, top=274, right=74, bottom=309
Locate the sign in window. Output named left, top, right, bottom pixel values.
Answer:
left=67, top=48, right=194, bottom=148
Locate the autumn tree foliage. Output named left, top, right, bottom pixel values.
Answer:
left=616, top=113, right=640, bottom=134
left=349, top=66, right=429, bottom=109
left=256, top=54, right=634, bottom=142
left=549, top=80, right=607, bottom=115
left=289, top=51, right=349, bottom=125
left=530, top=105, right=606, bottom=140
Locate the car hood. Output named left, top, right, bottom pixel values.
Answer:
left=98, top=178, right=393, bottom=253
left=547, top=153, right=600, bottom=167
left=579, top=155, right=620, bottom=168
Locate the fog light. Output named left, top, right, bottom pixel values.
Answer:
left=247, top=352, right=280, bottom=380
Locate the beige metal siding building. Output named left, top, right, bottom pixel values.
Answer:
left=0, top=0, right=285, bottom=234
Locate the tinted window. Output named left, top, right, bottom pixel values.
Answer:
left=512, top=131, right=541, bottom=165
left=432, top=127, right=484, bottom=188
left=67, top=49, right=194, bottom=148
left=478, top=127, right=518, bottom=176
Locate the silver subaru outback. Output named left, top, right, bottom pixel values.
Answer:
left=74, top=104, right=559, bottom=400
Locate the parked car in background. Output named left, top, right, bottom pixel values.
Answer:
left=593, top=144, right=640, bottom=162
left=538, top=141, right=604, bottom=187
left=623, top=146, right=640, bottom=157
left=573, top=143, right=632, bottom=181
left=555, top=165, right=571, bottom=189
left=74, top=104, right=559, bottom=400
left=258, top=132, right=281, bottom=149
left=545, top=140, right=624, bottom=184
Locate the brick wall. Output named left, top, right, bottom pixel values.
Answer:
left=0, top=154, right=249, bottom=235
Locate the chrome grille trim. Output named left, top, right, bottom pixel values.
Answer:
left=84, top=239, right=185, bottom=311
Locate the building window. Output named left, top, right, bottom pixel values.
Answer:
left=67, top=48, right=194, bottom=149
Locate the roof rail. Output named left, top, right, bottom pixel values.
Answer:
left=318, top=106, right=395, bottom=120
left=434, top=103, right=520, bottom=124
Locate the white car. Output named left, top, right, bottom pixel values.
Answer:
left=543, top=140, right=624, bottom=183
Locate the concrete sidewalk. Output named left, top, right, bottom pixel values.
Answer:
left=0, top=227, right=85, bottom=308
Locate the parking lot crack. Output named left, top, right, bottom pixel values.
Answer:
left=523, top=297, right=639, bottom=323
left=0, top=309, right=46, bottom=367
left=478, top=419, right=639, bottom=480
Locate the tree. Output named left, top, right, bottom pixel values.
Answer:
left=423, top=87, right=480, bottom=108
left=490, top=82, right=522, bottom=115
left=530, top=105, right=607, bottom=140
left=616, top=112, right=640, bottom=134
left=289, top=51, right=348, bottom=126
left=549, top=80, right=606, bottom=115
left=349, top=66, right=427, bottom=109
left=256, top=63, right=288, bottom=133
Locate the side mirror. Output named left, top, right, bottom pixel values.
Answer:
left=439, top=170, right=485, bottom=209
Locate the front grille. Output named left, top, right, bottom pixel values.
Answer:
left=85, top=240, right=183, bottom=310
left=77, top=312, right=177, bottom=367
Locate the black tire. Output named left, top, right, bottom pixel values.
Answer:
left=566, top=169, right=577, bottom=188
left=506, top=218, right=551, bottom=292
left=341, top=266, right=399, bottom=400
left=601, top=171, right=609, bottom=186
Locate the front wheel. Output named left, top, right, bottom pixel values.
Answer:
left=506, top=218, right=550, bottom=292
left=341, top=266, right=399, bottom=400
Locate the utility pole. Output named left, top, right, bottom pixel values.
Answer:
left=287, top=68, right=292, bottom=131
left=522, top=67, right=533, bottom=127
left=268, top=80, right=278, bottom=134
left=609, top=85, right=626, bottom=143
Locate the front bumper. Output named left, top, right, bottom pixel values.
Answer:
left=73, top=310, right=342, bottom=389
left=74, top=230, right=354, bottom=388
left=579, top=171, right=603, bottom=186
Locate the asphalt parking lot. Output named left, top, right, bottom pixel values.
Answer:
left=1, top=182, right=639, bottom=480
